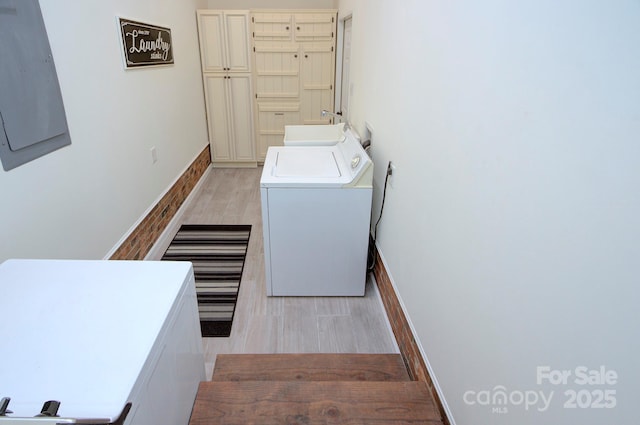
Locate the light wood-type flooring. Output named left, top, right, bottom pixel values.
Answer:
left=149, top=167, right=398, bottom=379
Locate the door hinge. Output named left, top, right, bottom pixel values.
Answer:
left=332, top=32, right=334, bottom=38
left=253, top=46, right=256, bottom=52
left=252, top=16, right=254, bottom=23
left=331, top=46, right=334, bottom=52
left=252, top=31, right=255, bottom=38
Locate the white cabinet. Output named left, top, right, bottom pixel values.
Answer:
left=198, top=11, right=251, bottom=73
left=197, top=10, right=256, bottom=167
left=293, top=13, right=336, bottom=41
left=252, top=12, right=335, bottom=42
left=204, top=74, right=255, bottom=163
left=256, top=102, right=301, bottom=159
left=252, top=12, right=293, bottom=41
left=254, top=44, right=300, bottom=99
left=197, top=9, right=337, bottom=163
left=251, top=10, right=337, bottom=161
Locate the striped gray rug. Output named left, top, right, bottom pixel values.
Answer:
left=161, top=224, right=251, bottom=337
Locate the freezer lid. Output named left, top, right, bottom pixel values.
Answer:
left=0, top=259, right=193, bottom=420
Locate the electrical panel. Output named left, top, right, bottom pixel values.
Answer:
left=0, top=0, right=71, bottom=171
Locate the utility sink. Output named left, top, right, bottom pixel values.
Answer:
left=284, top=123, right=346, bottom=146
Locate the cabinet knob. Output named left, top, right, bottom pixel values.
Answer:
left=297, top=26, right=300, bottom=30
left=294, top=54, right=298, bottom=58
left=286, top=26, right=289, bottom=30
left=305, top=54, right=308, bottom=58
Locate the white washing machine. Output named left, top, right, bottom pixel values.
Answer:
left=260, top=131, right=373, bottom=296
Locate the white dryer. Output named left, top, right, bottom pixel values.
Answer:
left=283, top=123, right=346, bottom=146
left=260, top=132, right=373, bottom=296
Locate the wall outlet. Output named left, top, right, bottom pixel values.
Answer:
left=150, top=146, right=158, bottom=164
left=388, top=162, right=396, bottom=187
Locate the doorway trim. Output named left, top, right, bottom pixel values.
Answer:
left=334, top=12, right=353, bottom=119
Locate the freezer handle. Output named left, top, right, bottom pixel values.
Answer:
left=35, top=401, right=60, bottom=417
left=0, top=398, right=12, bottom=416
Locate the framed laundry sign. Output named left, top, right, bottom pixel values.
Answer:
left=118, top=18, right=174, bottom=68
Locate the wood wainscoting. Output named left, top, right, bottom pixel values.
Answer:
left=110, top=145, right=211, bottom=260
left=373, top=249, right=451, bottom=425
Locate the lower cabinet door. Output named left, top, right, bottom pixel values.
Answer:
left=204, top=75, right=232, bottom=161
left=256, top=102, right=300, bottom=160
left=228, top=75, right=256, bottom=161
left=204, top=74, right=256, bottom=163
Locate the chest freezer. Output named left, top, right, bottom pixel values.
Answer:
left=0, top=259, right=205, bottom=424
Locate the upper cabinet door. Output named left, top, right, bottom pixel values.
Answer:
left=294, top=13, right=335, bottom=41
left=224, top=12, right=251, bottom=72
left=197, top=11, right=251, bottom=73
left=252, top=13, right=293, bottom=41
left=197, top=12, right=226, bottom=72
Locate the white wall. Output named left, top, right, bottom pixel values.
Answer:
left=0, top=0, right=209, bottom=262
left=339, top=1, right=640, bottom=424
left=208, top=0, right=336, bottom=9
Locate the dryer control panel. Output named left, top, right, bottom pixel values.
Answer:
left=337, top=134, right=372, bottom=188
